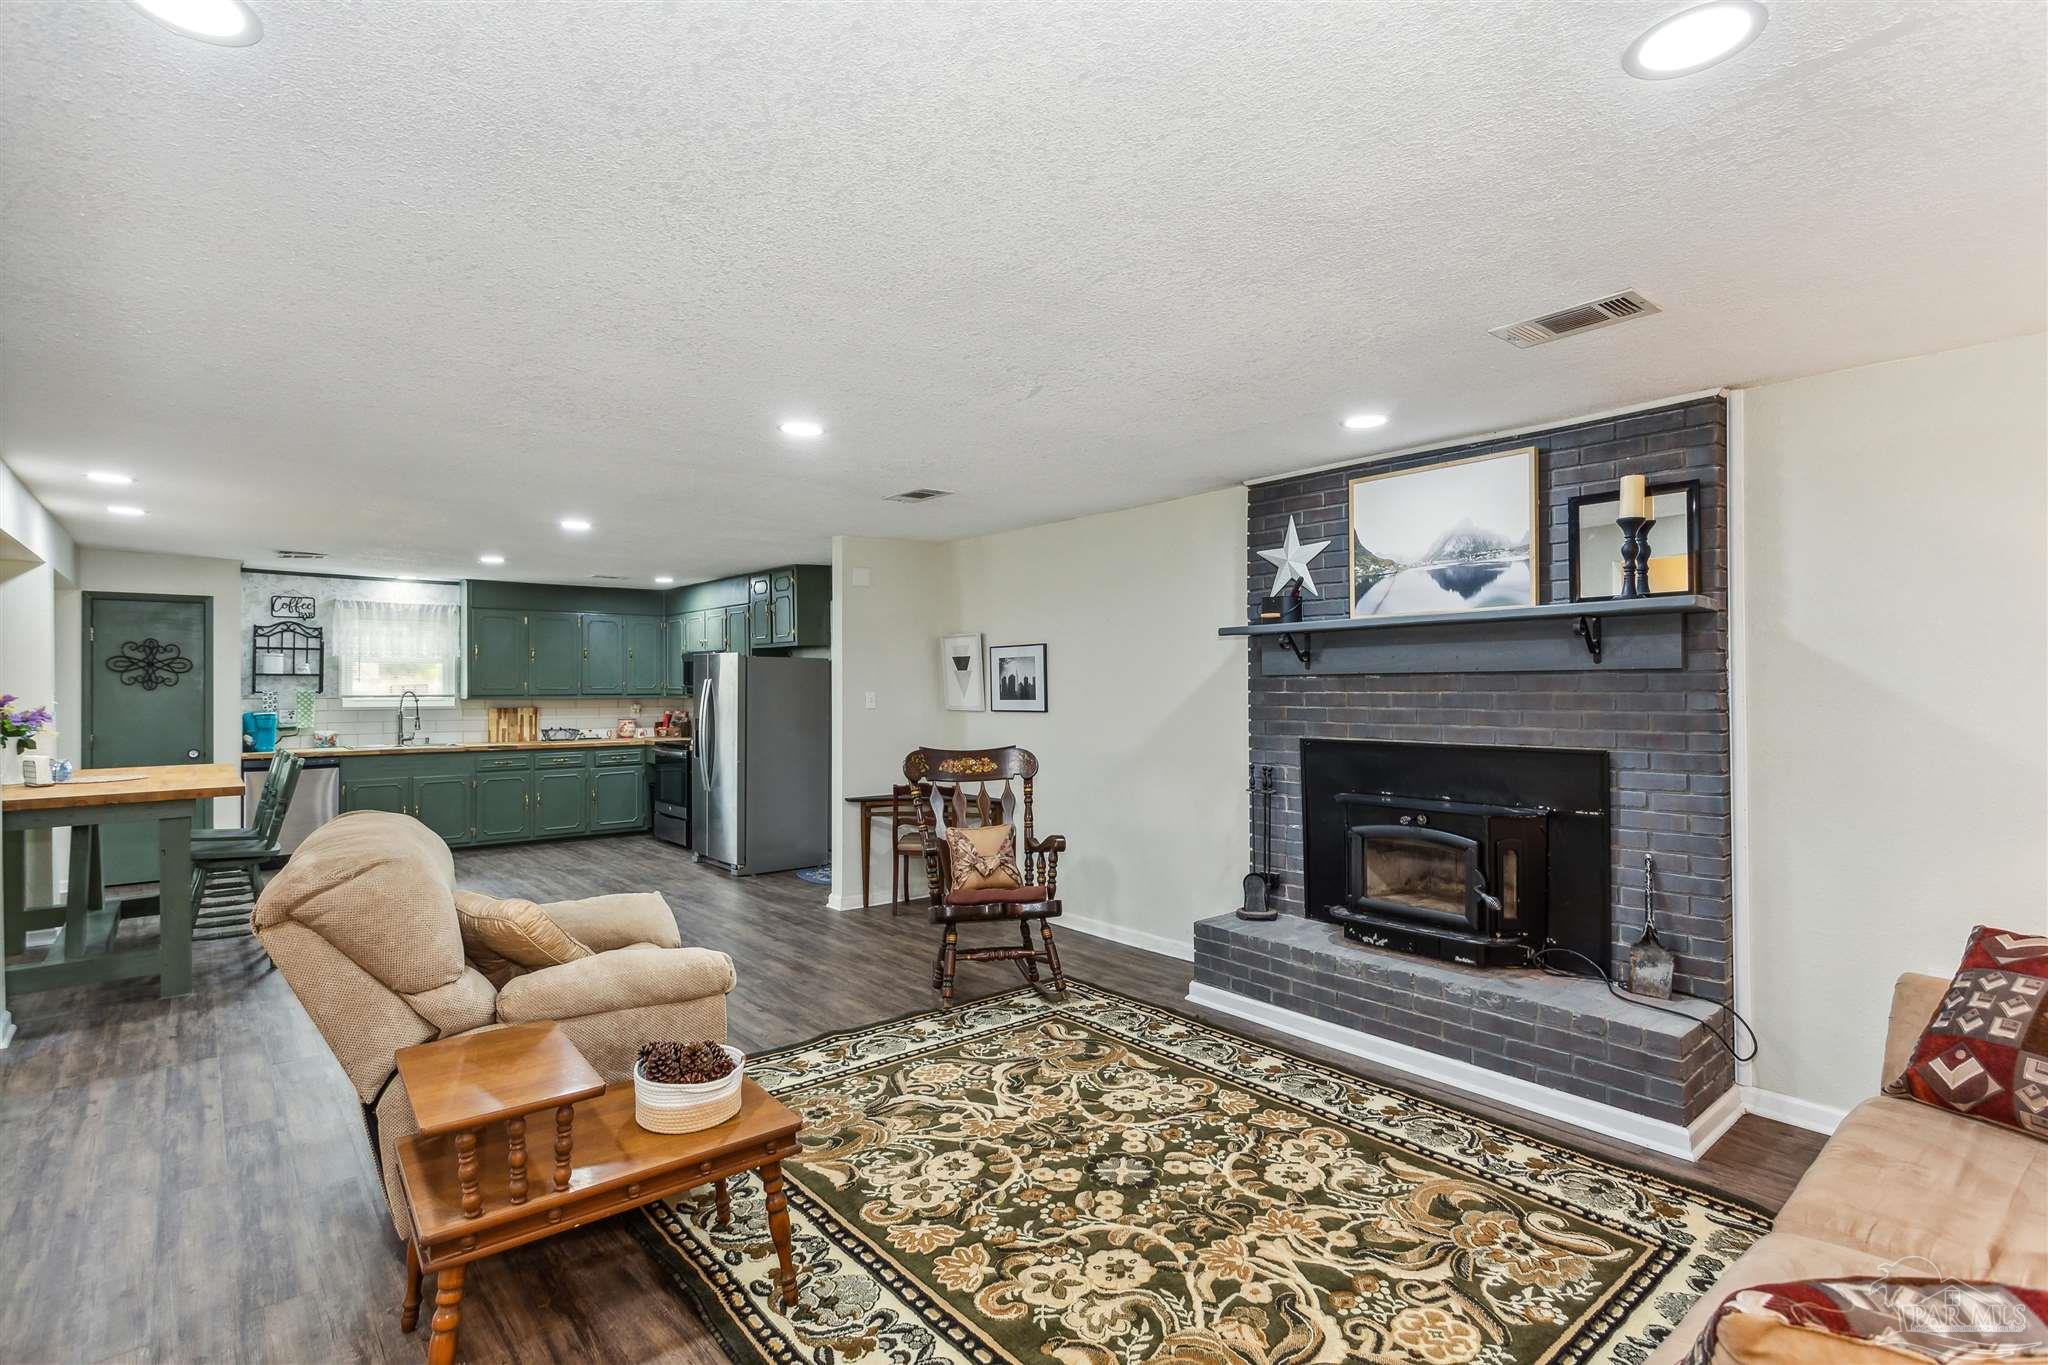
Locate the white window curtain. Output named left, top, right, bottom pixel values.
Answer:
left=333, top=598, right=461, bottom=702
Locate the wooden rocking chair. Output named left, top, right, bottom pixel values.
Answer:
left=902, top=746, right=1068, bottom=1006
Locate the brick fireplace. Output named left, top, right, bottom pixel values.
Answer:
left=1192, top=397, right=1736, bottom=1148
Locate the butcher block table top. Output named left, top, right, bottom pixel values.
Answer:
left=0, top=762, right=243, bottom=811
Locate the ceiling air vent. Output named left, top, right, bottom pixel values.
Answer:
left=272, top=549, right=327, bottom=560
left=1489, top=291, right=1661, bottom=349
left=886, top=488, right=953, bottom=504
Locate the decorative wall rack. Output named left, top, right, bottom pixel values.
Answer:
left=1217, top=595, right=1711, bottom=676
left=251, top=620, right=326, bottom=691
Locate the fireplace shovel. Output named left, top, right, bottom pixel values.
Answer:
left=1239, top=766, right=1279, bottom=921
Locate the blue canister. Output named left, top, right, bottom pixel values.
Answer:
left=243, top=711, right=280, bottom=754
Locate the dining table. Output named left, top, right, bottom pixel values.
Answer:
left=2, top=762, right=244, bottom=998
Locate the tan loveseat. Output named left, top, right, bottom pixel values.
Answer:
left=254, top=811, right=736, bottom=1236
left=1648, top=972, right=2048, bottom=1363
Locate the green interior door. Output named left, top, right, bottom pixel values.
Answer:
left=87, top=595, right=210, bottom=884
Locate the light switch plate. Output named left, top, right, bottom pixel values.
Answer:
left=864, top=690, right=877, bottom=710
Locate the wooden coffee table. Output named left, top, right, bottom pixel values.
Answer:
left=392, top=1026, right=803, bottom=1365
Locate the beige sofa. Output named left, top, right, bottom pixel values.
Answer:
left=1648, top=972, right=2048, bottom=1363
left=254, top=811, right=736, bottom=1236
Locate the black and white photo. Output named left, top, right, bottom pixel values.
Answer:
left=987, top=642, right=1047, bottom=713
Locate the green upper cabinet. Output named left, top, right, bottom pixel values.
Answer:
left=624, top=615, right=664, bottom=694
left=529, top=611, right=584, bottom=695
left=468, top=608, right=530, bottom=697
left=748, top=574, right=773, bottom=648
left=664, top=614, right=690, bottom=691
left=725, top=604, right=751, bottom=656
left=581, top=613, right=626, bottom=695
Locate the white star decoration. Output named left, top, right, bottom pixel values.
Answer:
left=1257, top=516, right=1332, bottom=598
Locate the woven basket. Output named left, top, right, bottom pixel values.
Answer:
left=633, top=1046, right=745, bottom=1134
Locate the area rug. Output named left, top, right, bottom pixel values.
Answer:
left=634, top=982, right=1768, bottom=1365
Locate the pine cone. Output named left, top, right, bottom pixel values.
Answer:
left=637, top=1039, right=734, bottom=1085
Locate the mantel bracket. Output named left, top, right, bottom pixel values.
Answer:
left=1276, top=632, right=1312, bottom=667
left=1572, top=614, right=1604, bottom=663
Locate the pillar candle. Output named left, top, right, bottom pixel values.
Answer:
left=1618, top=474, right=1648, bottom=520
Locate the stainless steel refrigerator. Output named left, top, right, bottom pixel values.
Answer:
left=691, top=653, right=831, bottom=875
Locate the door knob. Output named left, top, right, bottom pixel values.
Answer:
left=186, top=749, right=201, bottom=759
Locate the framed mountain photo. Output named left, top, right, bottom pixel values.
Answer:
left=1348, top=446, right=1539, bottom=618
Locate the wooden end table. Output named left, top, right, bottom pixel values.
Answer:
left=393, top=1025, right=803, bottom=1365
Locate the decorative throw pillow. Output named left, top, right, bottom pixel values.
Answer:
left=453, top=890, right=594, bottom=973
left=946, top=823, right=1022, bottom=894
left=1885, top=924, right=2048, bottom=1140
left=1684, top=1278, right=2048, bottom=1364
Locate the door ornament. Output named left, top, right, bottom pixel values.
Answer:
left=107, top=638, right=194, bottom=691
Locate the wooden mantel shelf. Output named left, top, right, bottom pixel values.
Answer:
left=1218, top=594, right=1715, bottom=675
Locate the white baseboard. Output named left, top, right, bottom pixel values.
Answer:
left=0, top=1010, right=14, bottom=1050
left=1741, top=1086, right=1848, bottom=1135
left=1060, top=913, right=1195, bottom=963
left=824, top=891, right=856, bottom=912
left=1185, top=982, right=1739, bottom=1162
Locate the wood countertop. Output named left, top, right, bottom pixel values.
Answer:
left=1, top=762, right=245, bottom=811
left=244, top=737, right=687, bottom=760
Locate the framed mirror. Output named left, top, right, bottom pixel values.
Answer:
left=1567, top=479, right=1700, bottom=601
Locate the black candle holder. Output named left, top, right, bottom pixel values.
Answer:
left=1615, top=515, right=1656, bottom=598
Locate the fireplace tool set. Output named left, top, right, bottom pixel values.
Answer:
left=1239, top=766, right=1278, bottom=921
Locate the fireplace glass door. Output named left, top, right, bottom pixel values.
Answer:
left=1351, top=825, right=1480, bottom=929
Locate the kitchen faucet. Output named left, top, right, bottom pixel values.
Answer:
left=396, top=689, right=422, bottom=746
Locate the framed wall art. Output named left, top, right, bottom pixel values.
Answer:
left=988, top=642, right=1047, bottom=713
left=1567, top=479, right=1701, bottom=601
left=1348, top=446, right=1539, bottom=618
left=941, top=632, right=985, bottom=711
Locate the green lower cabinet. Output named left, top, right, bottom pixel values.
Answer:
left=413, top=772, right=476, bottom=846
left=534, top=769, right=589, bottom=837
left=589, top=766, right=645, bottom=832
left=341, top=774, right=408, bottom=814
left=475, top=772, right=532, bottom=843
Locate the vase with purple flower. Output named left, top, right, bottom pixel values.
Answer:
left=0, top=695, right=57, bottom=785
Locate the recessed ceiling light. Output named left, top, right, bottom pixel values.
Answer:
left=1624, top=0, right=1767, bottom=79
left=654, top=575, right=675, bottom=584
left=478, top=553, right=505, bottom=566
left=1342, top=413, right=1389, bottom=431
left=87, top=470, right=133, bottom=486
left=396, top=574, right=417, bottom=582
left=559, top=517, right=592, bottom=533
left=124, top=0, right=263, bottom=46
left=779, top=420, right=825, bottom=439
left=107, top=504, right=146, bottom=517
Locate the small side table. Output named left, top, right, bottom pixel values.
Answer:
left=393, top=1027, right=803, bottom=1365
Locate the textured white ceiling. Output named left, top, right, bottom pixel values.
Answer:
left=2, top=1, right=2042, bottom=584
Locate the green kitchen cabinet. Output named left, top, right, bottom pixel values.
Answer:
left=768, top=570, right=797, bottom=646
left=624, top=615, right=664, bottom=695
left=529, top=611, right=584, bottom=695
left=341, top=774, right=408, bottom=815
left=413, top=771, right=475, bottom=845
left=743, top=565, right=831, bottom=650
left=664, top=615, right=690, bottom=691
left=725, top=604, right=750, bottom=655
left=589, top=765, right=644, bottom=832
left=747, top=574, right=773, bottom=648
left=475, top=772, right=532, bottom=843
left=580, top=613, right=626, bottom=695
left=533, top=769, right=589, bottom=837
left=468, top=608, right=530, bottom=698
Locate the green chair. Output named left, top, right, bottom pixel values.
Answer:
left=194, top=751, right=290, bottom=845
left=190, top=751, right=302, bottom=941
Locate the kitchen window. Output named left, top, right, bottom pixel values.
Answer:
left=333, top=598, right=461, bottom=706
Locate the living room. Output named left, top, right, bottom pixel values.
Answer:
left=2, top=4, right=2044, bottom=1364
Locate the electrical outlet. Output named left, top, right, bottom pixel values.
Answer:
left=864, top=690, right=877, bottom=710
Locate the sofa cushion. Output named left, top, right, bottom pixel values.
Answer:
left=1773, top=1096, right=2048, bottom=1286
left=1886, top=924, right=2048, bottom=1140
left=454, top=890, right=594, bottom=971
left=1646, top=1234, right=1902, bottom=1365
left=1682, top=1277, right=2048, bottom=1365
left=946, top=823, right=1021, bottom=893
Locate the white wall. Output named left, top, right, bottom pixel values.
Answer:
left=829, top=535, right=955, bottom=910
left=829, top=486, right=1250, bottom=958
left=56, top=549, right=246, bottom=825
left=1738, top=333, right=2048, bottom=1121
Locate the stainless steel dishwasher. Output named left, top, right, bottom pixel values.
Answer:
left=240, top=754, right=342, bottom=853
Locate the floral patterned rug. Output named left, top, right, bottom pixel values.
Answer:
left=634, top=982, right=1767, bottom=1364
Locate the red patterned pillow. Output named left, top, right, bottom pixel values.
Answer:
left=1885, top=924, right=2048, bottom=1139
left=1683, top=1278, right=2048, bottom=1364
